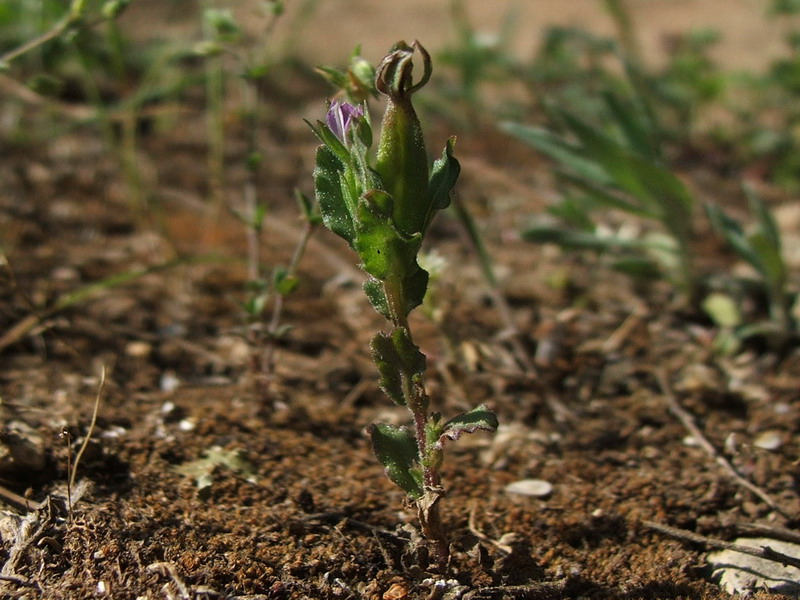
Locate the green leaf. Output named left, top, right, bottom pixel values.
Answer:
left=705, top=203, right=761, bottom=269
left=522, top=225, right=612, bottom=251
left=389, top=326, right=427, bottom=376
left=354, top=190, right=401, bottom=281
left=353, top=189, right=429, bottom=319
left=611, top=255, right=662, bottom=279
left=558, top=171, right=657, bottom=219
left=745, top=184, right=782, bottom=253
left=501, top=121, right=611, bottom=186
left=561, top=111, right=694, bottom=233
left=547, top=196, right=597, bottom=231
left=370, top=332, right=405, bottom=405
left=402, top=263, right=429, bottom=316
left=439, top=404, right=498, bottom=446
left=602, top=90, right=659, bottom=161
left=295, top=189, right=322, bottom=225
left=364, top=278, right=390, bottom=319
left=702, top=292, right=742, bottom=328
left=369, top=423, right=423, bottom=499
left=273, top=269, right=299, bottom=296
left=370, top=327, right=427, bottom=406
left=313, top=145, right=355, bottom=245
left=749, top=232, right=786, bottom=288
left=308, top=119, right=351, bottom=165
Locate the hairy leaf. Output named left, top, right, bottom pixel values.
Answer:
left=370, top=332, right=405, bottom=405
left=363, top=278, right=390, bottom=320
left=369, top=423, right=423, bottom=499
left=439, top=404, right=498, bottom=446
left=313, top=145, right=355, bottom=245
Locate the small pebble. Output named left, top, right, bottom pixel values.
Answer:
left=753, top=430, right=783, bottom=451
left=160, top=372, right=181, bottom=393
left=125, top=341, right=152, bottom=358
left=504, top=479, right=553, bottom=498
left=383, top=583, right=407, bottom=600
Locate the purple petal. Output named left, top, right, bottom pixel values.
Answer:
left=326, top=100, right=345, bottom=141
left=326, top=100, right=363, bottom=144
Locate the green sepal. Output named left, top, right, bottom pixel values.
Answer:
left=369, top=423, right=423, bottom=499
left=307, top=119, right=351, bottom=164
left=375, top=42, right=432, bottom=238
left=364, top=278, right=390, bottom=319
left=426, top=136, right=460, bottom=230
left=312, top=144, right=356, bottom=245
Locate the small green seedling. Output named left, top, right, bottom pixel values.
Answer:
left=308, top=41, right=498, bottom=572
left=705, top=184, right=796, bottom=347
left=502, top=105, right=697, bottom=302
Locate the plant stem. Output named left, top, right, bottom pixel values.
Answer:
left=260, top=218, right=317, bottom=377
left=0, top=0, right=88, bottom=66
left=383, top=278, right=450, bottom=571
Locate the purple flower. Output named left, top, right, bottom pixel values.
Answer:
left=326, top=100, right=363, bottom=146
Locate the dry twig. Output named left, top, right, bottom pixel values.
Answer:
left=654, top=368, right=788, bottom=519
left=462, top=580, right=567, bottom=600
left=643, top=519, right=800, bottom=570
left=68, top=367, right=105, bottom=515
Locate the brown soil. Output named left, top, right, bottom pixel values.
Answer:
left=2, top=2, right=800, bottom=599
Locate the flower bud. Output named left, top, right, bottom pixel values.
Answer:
left=375, top=41, right=432, bottom=238
left=326, top=100, right=364, bottom=147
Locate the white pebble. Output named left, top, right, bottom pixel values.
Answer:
left=753, top=430, right=783, bottom=451
left=504, top=479, right=553, bottom=498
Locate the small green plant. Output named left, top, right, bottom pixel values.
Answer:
left=705, top=184, right=797, bottom=348
left=194, top=3, right=321, bottom=398
left=308, top=41, right=497, bottom=572
left=436, top=0, right=519, bottom=118
left=502, top=107, right=697, bottom=302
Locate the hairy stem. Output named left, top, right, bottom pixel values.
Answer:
left=383, top=278, right=450, bottom=570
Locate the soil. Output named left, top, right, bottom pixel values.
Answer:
left=2, top=2, right=800, bottom=599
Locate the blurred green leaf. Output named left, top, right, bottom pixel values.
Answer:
left=703, top=292, right=742, bottom=328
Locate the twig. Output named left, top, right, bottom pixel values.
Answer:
left=462, top=580, right=567, bottom=600
left=468, top=502, right=512, bottom=554
left=0, top=485, right=43, bottom=512
left=654, top=368, right=789, bottom=519
left=0, top=574, right=38, bottom=588
left=69, top=367, right=105, bottom=501
left=737, top=523, right=800, bottom=545
left=643, top=519, right=800, bottom=570
left=146, top=562, right=190, bottom=600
